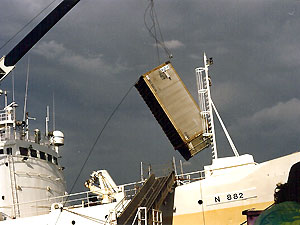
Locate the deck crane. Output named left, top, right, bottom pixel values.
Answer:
left=0, top=0, right=80, bottom=81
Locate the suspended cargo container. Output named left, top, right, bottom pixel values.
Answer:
left=135, top=62, right=210, bottom=160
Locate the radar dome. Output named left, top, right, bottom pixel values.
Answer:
left=52, top=130, right=64, bottom=146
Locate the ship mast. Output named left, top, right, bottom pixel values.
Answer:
left=196, top=53, right=239, bottom=160
left=196, top=53, right=218, bottom=159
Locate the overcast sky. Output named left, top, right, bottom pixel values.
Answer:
left=1, top=0, right=300, bottom=193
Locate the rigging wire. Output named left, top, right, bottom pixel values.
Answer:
left=12, top=70, right=15, bottom=102
left=53, top=92, right=56, bottom=131
left=23, top=56, right=30, bottom=121
left=61, top=208, right=107, bottom=224
left=144, top=0, right=172, bottom=64
left=0, top=0, right=58, bottom=53
left=149, top=0, right=160, bottom=63
left=54, top=82, right=135, bottom=224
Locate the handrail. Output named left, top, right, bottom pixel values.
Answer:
left=0, top=179, right=147, bottom=218
left=176, top=169, right=206, bottom=184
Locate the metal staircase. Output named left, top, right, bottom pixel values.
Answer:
left=116, top=171, right=175, bottom=225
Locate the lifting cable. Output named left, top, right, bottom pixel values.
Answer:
left=67, top=83, right=135, bottom=197
left=54, top=83, right=135, bottom=225
left=0, top=0, right=59, bottom=53
left=144, top=0, right=172, bottom=64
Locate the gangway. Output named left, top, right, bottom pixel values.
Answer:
left=116, top=171, right=175, bottom=225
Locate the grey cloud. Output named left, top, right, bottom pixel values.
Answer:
left=235, top=98, right=300, bottom=134
left=33, top=40, right=113, bottom=73
left=163, top=40, right=184, bottom=49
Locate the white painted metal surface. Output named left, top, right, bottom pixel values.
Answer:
left=0, top=92, right=66, bottom=220
left=195, top=53, right=218, bottom=159
left=0, top=57, right=14, bottom=81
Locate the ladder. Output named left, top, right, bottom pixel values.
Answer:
left=196, top=53, right=240, bottom=159
left=7, top=155, right=20, bottom=218
left=195, top=53, right=217, bottom=159
left=131, top=207, right=163, bottom=225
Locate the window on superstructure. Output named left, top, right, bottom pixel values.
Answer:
left=6, top=148, right=12, bottom=155
left=30, top=149, right=37, bottom=158
left=19, top=147, right=28, bottom=156
left=53, top=157, right=58, bottom=165
left=40, top=151, right=46, bottom=160
left=0, top=149, right=3, bottom=154
left=47, top=154, right=52, bottom=163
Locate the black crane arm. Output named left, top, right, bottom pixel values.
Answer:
left=0, top=0, right=80, bottom=81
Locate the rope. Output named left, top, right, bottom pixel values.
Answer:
left=144, top=0, right=172, bottom=64
left=0, top=0, right=58, bottom=53
left=54, top=83, right=135, bottom=224
left=67, top=83, right=135, bottom=197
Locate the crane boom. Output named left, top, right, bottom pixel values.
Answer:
left=0, top=0, right=80, bottom=81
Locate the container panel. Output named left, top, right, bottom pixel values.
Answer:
left=135, top=62, right=210, bottom=160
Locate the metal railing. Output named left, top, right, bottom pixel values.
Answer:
left=176, top=169, right=206, bottom=185
left=0, top=180, right=147, bottom=219
left=0, top=125, right=50, bottom=146
left=0, top=111, right=14, bottom=122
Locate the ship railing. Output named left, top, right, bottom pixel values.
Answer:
left=113, top=180, right=146, bottom=217
left=0, top=195, right=66, bottom=218
left=0, top=126, right=12, bottom=142
left=0, top=180, right=148, bottom=219
left=0, top=126, right=51, bottom=146
left=176, top=170, right=206, bottom=185
left=106, top=179, right=147, bottom=221
left=110, top=166, right=174, bottom=220
left=0, top=190, right=103, bottom=218
left=112, top=196, right=129, bottom=218
left=0, top=111, right=14, bottom=123
left=123, top=180, right=145, bottom=199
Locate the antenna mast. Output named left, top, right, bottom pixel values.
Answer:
left=196, top=53, right=218, bottom=159
left=196, top=53, right=239, bottom=159
left=52, top=93, right=55, bottom=131
left=46, top=106, right=49, bottom=137
left=12, top=71, right=15, bottom=102
left=23, top=56, right=30, bottom=121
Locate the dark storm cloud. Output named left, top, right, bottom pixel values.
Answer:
left=1, top=0, right=300, bottom=192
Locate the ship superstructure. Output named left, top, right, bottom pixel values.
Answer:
left=0, top=94, right=66, bottom=219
